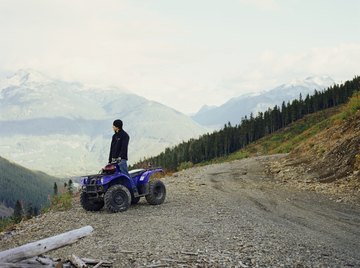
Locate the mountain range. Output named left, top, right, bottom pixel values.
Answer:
left=0, top=70, right=208, bottom=177
left=0, top=70, right=337, bottom=177
left=192, top=76, right=335, bottom=128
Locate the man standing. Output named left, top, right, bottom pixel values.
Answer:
left=109, top=119, right=130, bottom=177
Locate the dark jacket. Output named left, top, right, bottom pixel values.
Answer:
left=109, top=129, right=129, bottom=162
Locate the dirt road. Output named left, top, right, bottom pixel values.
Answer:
left=1, top=155, right=360, bottom=267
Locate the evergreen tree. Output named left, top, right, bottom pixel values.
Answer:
left=53, top=182, right=58, bottom=196
left=33, top=206, right=39, bottom=216
left=67, top=179, right=73, bottom=194
left=13, top=200, right=23, bottom=223
left=26, top=203, right=34, bottom=219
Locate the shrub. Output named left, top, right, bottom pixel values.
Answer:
left=0, top=217, right=15, bottom=232
left=50, top=192, right=72, bottom=211
left=178, top=161, right=194, bottom=170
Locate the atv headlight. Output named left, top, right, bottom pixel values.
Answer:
left=100, top=178, right=104, bottom=184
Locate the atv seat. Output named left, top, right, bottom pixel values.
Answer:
left=129, top=168, right=146, bottom=178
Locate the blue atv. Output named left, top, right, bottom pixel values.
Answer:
left=79, top=163, right=166, bottom=213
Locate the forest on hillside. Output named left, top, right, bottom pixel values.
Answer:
left=0, top=156, right=59, bottom=213
left=133, top=76, right=360, bottom=171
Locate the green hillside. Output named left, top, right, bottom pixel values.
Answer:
left=235, top=100, right=355, bottom=155
left=227, top=105, right=342, bottom=159
left=0, top=156, right=60, bottom=216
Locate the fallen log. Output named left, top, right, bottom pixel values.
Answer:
left=0, top=226, right=94, bottom=264
left=93, top=261, right=103, bottom=268
left=0, top=263, right=53, bottom=268
left=81, top=258, right=112, bottom=266
left=71, top=254, right=87, bottom=268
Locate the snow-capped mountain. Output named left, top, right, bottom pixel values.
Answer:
left=192, top=76, right=335, bottom=128
left=0, top=69, right=208, bottom=177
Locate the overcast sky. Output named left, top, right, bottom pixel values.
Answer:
left=0, top=0, right=359, bottom=114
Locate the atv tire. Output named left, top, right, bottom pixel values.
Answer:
left=80, top=191, right=104, bottom=211
left=104, top=184, right=131, bottom=212
left=145, top=180, right=166, bottom=205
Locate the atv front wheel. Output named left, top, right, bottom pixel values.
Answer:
left=80, top=191, right=104, bottom=211
left=104, top=184, right=131, bottom=212
left=145, top=180, right=166, bottom=205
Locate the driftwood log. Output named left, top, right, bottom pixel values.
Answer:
left=0, top=226, right=94, bottom=264
left=0, top=256, right=56, bottom=268
left=71, top=254, right=87, bottom=268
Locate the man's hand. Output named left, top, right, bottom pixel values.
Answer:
left=111, top=157, right=121, bottom=163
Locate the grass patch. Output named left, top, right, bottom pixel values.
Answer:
left=333, top=91, right=360, bottom=122
left=178, top=161, right=194, bottom=170
left=0, top=217, right=15, bottom=232
left=49, top=192, right=73, bottom=211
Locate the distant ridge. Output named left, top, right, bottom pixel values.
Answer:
left=0, top=69, right=208, bottom=176
left=192, top=76, right=335, bottom=128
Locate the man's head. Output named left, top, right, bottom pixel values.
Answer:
left=113, top=119, right=123, bottom=132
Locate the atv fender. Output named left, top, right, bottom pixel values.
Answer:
left=104, top=174, right=135, bottom=190
left=135, top=168, right=163, bottom=185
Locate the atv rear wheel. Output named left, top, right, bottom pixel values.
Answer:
left=145, top=180, right=166, bottom=205
left=104, top=184, right=131, bottom=212
left=80, top=191, right=104, bottom=211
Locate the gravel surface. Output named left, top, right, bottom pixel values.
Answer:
left=1, top=154, right=360, bottom=267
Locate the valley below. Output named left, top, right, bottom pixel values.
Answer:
left=1, top=154, right=360, bottom=267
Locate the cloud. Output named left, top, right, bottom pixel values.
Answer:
left=238, top=0, right=281, bottom=11
left=0, top=0, right=187, bottom=80
left=270, top=43, right=360, bottom=79
left=0, top=1, right=359, bottom=114
left=218, top=42, right=360, bottom=96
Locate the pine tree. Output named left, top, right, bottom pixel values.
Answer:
left=26, top=203, right=34, bottom=219
left=13, top=200, right=23, bottom=223
left=67, top=179, right=73, bottom=194
left=33, top=206, right=39, bottom=216
left=53, top=182, right=58, bottom=196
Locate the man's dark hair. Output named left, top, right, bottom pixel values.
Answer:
left=113, top=119, right=123, bottom=129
